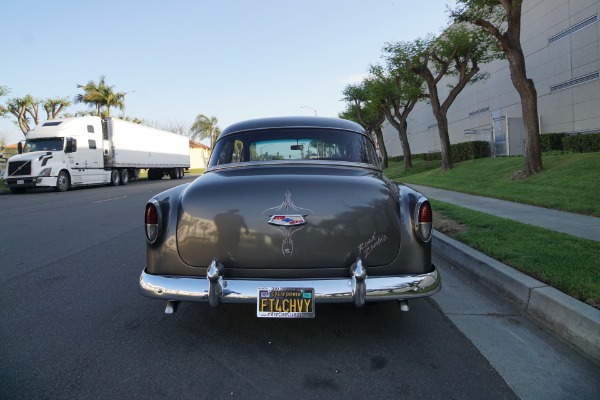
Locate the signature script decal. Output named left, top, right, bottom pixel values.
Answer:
left=263, top=191, right=313, bottom=258
left=358, top=232, right=388, bottom=259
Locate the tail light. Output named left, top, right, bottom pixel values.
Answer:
left=415, top=198, right=432, bottom=242
left=145, top=200, right=162, bottom=244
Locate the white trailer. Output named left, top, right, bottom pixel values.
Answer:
left=2, top=116, right=190, bottom=194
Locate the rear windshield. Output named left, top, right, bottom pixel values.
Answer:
left=209, top=128, right=379, bottom=168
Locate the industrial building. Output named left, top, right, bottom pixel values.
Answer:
left=382, top=0, right=599, bottom=157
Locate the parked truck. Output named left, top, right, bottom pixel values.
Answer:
left=2, top=116, right=190, bottom=194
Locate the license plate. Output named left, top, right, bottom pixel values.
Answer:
left=17, top=180, right=24, bottom=185
left=257, top=287, right=315, bottom=318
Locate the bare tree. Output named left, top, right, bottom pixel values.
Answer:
left=145, top=118, right=191, bottom=135
left=453, top=0, right=542, bottom=175
left=0, top=131, right=7, bottom=149
left=0, top=86, right=9, bottom=118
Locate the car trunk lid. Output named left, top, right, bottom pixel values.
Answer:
left=176, top=165, right=402, bottom=276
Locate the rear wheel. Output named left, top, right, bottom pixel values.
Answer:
left=55, top=171, right=70, bottom=192
left=110, top=169, right=120, bottom=186
left=169, top=168, right=178, bottom=179
left=120, top=169, right=129, bottom=185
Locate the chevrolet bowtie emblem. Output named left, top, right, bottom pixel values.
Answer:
left=268, top=215, right=307, bottom=226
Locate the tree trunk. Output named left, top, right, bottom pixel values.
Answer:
left=383, top=110, right=412, bottom=170
left=426, top=81, right=452, bottom=171
left=505, top=27, right=542, bottom=174
left=373, top=127, right=389, bottom=169
left=398, top=119, right=413, bottom=170
left=436, top=113, right=452, bottom=171
left=473, top=0, right=543, bottom=175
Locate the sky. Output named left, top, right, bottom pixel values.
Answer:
left=1, top=0, right=456, bottom=145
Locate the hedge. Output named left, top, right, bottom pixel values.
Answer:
left=562, top=132, right=600, bottom=153
left=414, top=141, right=490, bottom=163
left=540, top=133, right=566, bottom=152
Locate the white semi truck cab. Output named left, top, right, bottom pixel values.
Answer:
left=2, top=116, right=190, bottom=194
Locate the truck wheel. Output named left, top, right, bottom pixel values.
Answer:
left=110, top=169, right=120, bottom=186
left=120, top=169, right=129, bottom=185
left=178, top=168, right=184, bottom=179
left=56, top=171, right=70, bottom=192
left=169, top=168, right=178, bottom=179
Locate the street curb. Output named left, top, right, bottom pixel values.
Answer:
left=433, top=231, right=600, bottom=364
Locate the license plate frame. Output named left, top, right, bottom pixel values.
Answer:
left=257, top=287, right=315, bottom=318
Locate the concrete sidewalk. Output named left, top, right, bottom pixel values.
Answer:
left=404, top=184, right=600, bottom=364
left=407, top=184, right=600, bottom=242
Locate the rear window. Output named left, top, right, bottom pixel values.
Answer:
left=209, top=128, right=379, bottom=168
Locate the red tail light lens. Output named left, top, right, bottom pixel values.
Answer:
left=415, top=199, right=432, bottom=242
left=419, top=201, right=432, bottom=223
left=145, top=202, right=161, bottom=244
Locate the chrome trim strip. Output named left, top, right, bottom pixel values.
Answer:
left=206, top=160, right=382, bottom=173
left=139, top=267, right=441, bottom=305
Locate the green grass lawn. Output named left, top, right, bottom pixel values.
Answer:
left=386, top=152, right=600, bottom=216
left=384, top=152, right=600, bottom=308
left=432, top=200, right=600, bottom=308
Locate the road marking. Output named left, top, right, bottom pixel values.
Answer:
left=94, top=196, right=128, bottom=203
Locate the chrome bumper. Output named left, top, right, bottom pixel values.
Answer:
left=139, top=261, right=441, bottom=307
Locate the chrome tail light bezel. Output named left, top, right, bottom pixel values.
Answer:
left=414, top=197, right=433, bottom=243
left=145, top=199, right=163, bottom=245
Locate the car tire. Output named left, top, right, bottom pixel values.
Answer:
left=120, top=169, right=129, bottom=185
left=55, top=171, right=70, bottom=192
left=110, top=169, right=120, bottom=186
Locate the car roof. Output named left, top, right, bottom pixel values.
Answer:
left=220, top=116, right=366, bottom=137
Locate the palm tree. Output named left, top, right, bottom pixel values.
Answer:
left=74, top=75, right=107, bottom=116
left=102, top=88, right=126, bottom=117
left=190, top=114, right=221, bottom=148
left=74, top=75, right=128, bottom=117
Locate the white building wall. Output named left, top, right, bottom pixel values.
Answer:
left=383, top=0, right=600, bottom=157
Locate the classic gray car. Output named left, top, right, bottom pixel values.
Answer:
left=139, top=116, right=440, bottom=318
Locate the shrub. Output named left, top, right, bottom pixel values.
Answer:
left=562, top=132, right=600, bottom=153
left=450, top=141, right=490, bottom=162
left=412, top=141, right=490, bottom=163
left=541, top=133, right=566, bottom=152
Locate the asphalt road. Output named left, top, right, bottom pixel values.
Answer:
left=0, top=177, right=598, bottom=399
